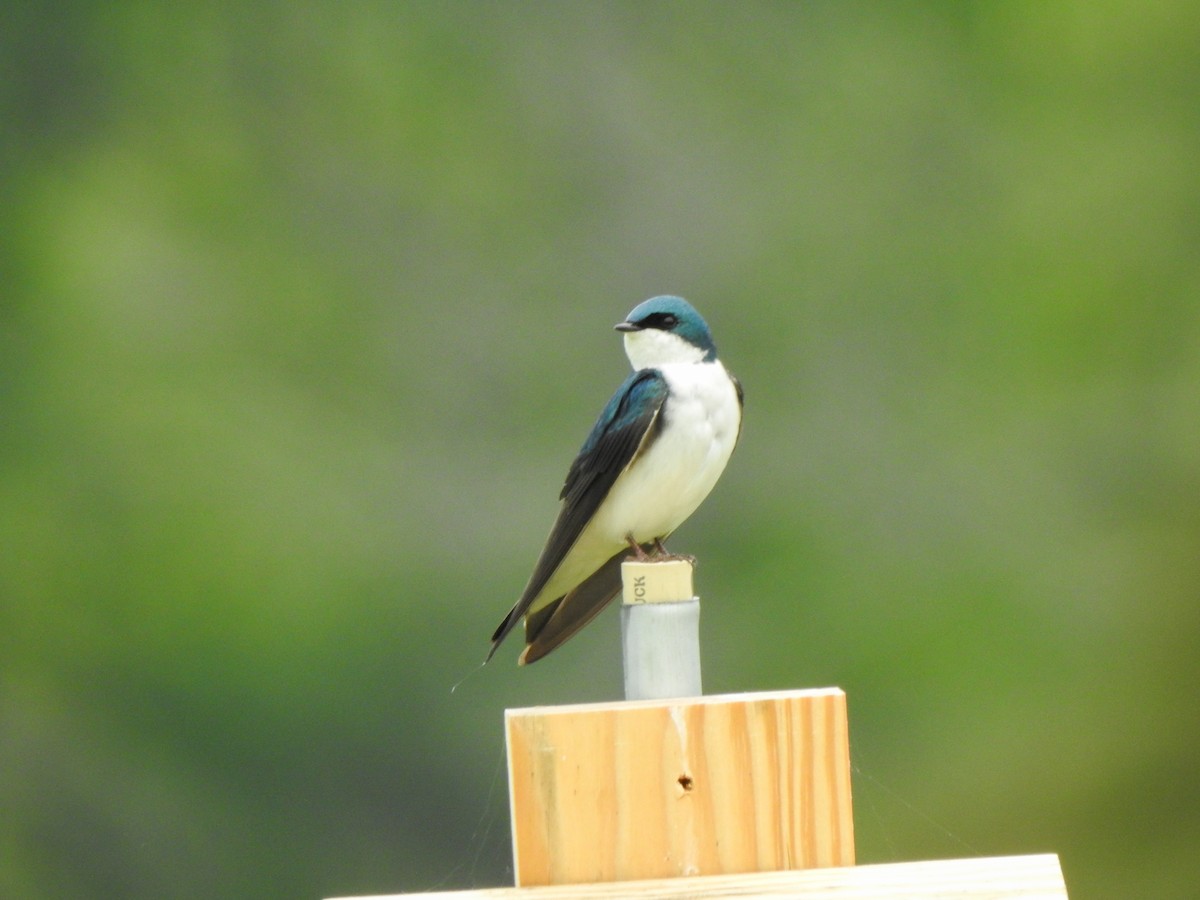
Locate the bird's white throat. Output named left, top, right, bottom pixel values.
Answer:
left=622, top=328, right=708, bottom=370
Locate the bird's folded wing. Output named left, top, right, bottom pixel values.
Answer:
left=488, top=369, right=669, bottom=657
left=518, top=547, right=625, bottom=664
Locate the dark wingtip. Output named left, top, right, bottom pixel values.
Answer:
left=515, top=548, right=639, bottom=664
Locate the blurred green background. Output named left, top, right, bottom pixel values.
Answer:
left=3, top=3, right=1198, bottom=898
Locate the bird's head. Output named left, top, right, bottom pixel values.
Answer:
left=615, top=296, right=717, bottom=369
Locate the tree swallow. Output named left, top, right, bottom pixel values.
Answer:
left=489, top=296, right=743, bottom=665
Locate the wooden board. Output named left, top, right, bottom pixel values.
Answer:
left=504, top=687, right=853, bottom=887
left=325, top=853, right=1068, bottom=899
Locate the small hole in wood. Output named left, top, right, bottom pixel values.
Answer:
left=678, top=774, right=694, bottom=791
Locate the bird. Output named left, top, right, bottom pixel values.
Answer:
left=488, top=295, right=743, bottom=665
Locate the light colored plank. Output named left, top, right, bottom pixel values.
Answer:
left=505, top=688, right=853, bottom=887
left=325, top=853, right=1068, bottom=899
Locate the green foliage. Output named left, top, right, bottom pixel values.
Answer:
left=3, top=3, right=1199, bottom=898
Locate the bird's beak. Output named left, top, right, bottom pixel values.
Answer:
left=614, top=321, right=642, bottom=332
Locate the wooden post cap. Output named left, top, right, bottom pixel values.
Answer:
left=621, top=559, right=694, bottom=605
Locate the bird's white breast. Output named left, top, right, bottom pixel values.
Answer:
left=590, top=360, right=740, bottom=544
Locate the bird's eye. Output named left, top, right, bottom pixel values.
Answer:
left=637, top=311, right=680, bottom=330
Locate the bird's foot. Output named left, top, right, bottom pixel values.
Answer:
left=625, top=535, right=695, bottom=565
left=650, top=537, right=696, bottom=565
left=625, top=533, right=652, bottom=561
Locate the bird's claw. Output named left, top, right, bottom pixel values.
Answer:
left=624, top=535, right=695, bottom=565
left=625, top=534, right=652, bottom=561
